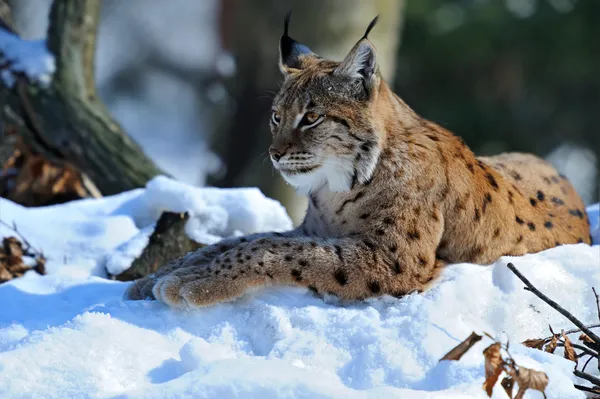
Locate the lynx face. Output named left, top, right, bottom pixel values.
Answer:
left=269, top=16, right=382, bottom=194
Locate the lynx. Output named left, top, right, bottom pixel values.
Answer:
left=125, top=15, right=591, bottom=308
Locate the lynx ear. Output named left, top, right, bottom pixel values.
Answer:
left=334, top=16, right=379, bottom=91
left=279, top=11, right=316, bottom=74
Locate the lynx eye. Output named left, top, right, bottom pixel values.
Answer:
left=271, top=111, right=281, bottom=125
left=305, top=112, right=320, bottom=124
left=301, top=112, right=324, bottom=129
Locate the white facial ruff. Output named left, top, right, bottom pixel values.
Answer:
left=277, top=155, right=356, bottom=195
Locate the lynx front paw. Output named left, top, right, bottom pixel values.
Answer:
left=152, top=266, right=268, bottom=308
left=124, top=275, right=158, bottom=300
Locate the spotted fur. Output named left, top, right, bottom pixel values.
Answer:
left=125, top=16, right=591, bottom=308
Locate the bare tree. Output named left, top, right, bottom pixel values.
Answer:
left=0, top=0, right=165, bottom=198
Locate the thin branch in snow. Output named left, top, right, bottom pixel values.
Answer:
left=507, top=262, right=600, bottom=346
left=0, top=218, right=43, bottom=257
left=574, top=370, right=600, bottom=387
left=593, top=287, right=600, bottom=322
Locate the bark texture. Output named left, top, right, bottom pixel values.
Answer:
left=0, top=0, right=165, bottom=197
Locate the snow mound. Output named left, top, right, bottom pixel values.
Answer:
left=0, top=28, right=55, bottom=87
left=0, top=179, right=598, bottom=398
left=0, top=176, right=292, bottom=277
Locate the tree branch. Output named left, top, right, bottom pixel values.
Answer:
left=574, top=370, right=600, bottom=387
left=1, top=0, right=167, bottom=199
left=574, top=384, right=600, bottom=395
left=506, top=263, right=600, bottom=346
left=593, top=287, right=600, bottom=322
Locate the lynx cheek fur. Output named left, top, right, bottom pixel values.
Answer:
left=125, top=15, right=591, bottom=308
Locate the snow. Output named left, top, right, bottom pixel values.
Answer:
left=0, top=27, right=55, bottom=87
left=0, top=178, right=598, bottom=398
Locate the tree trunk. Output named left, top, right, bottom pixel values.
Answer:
left=0, top=0, right=15, bottom=34
left=113, top=212, right=204, bottom=281
left=212, top=0, right=405, bottom=223
left=0, top=0, right=165, bottom=197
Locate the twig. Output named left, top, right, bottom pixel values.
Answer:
left=593, top=287, right=600, bottom=322
left=574, top=370, right=600, bottom=387
left=541, top=324, right=600, bottom=343
left=0, top=219, right=42, bottom=255
left=581, top=354, right=596, bottom=373
left=557, top=342, right=598, bottom=358
left=507, top=263, right=600, bottom=345
left=574, top=384, right=600, bottom=395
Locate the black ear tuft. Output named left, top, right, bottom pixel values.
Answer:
left=334, top=17, right=380, bottom=93
left=284, top=10, right=292, bottom=36
left=361, top=15, right=379, bottom=40
left=279, top=11, right=315, bottom=73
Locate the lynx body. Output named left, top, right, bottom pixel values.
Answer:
left=125, top=16, right=591, bottom=308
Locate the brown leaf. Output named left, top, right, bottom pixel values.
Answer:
left=34, top=257, right=46, bottom=275
left=521, top=338, right=545, bottom=350
left=501, top=376, right=514, bottom=398
left=579, top=333, right=595, bottom=345
left=4, top=151, right=89, bottom=207
left=510, top=366, right=548, bottom=399
left=562, top=332, right=577, bottom=365
left=482, top=342, right=504, bottom=397
left=5, top=254, right=22, bottom=267
left=0, top=264, right=12, bottom=282
left=7, top=262, right=29, bottom=274
left=545, top=335, right=558, bottom=353
left=3, top=236, right=23, bottom=257
left=440, top=332, right=482, bottom=361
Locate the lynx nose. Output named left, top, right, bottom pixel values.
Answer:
left=269, top=146, right=283, bottom=162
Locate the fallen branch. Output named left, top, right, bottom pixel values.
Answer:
left=508, top=262, right=600, bottom=395
left=557, top=342, right=598, bottom=358
left=540, top=324, right=600, bottom=342
left=573, top=384, right=600, bottom=395
left=507, top=262, right=600, bottom=345
left=581, top=355, right=595, bottom=373
left=574, top=370, right=600, bottom=387
left=593, top=287, right=600, bottom=322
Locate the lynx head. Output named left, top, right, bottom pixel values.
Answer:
left=269, top=13, right=383, bottom=194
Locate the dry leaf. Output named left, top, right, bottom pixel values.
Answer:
left=34, top=257, right=46, bottom=275
left=562, top=332, right=577, bottom=365
left=501, top=376, right=514, bottom=398
left=579, top=333, right=595, bottom=345
left=7, top=262, right=29, bottom=274
left=482, top=342, right=504, bottom=397
left=521, top=338, right=545, bottom=350
left=544, top=335, right=558, bottom=353
left=3, top=236, right=23, bottom=257
left=5, top=254, right=22, bottom=267
left=440, top=332, right=482, bottom=361
left=2, top=149, right=89, bottom=207
left=510, top=366, right=548, bottom=399
left=0, top=264, right=12, bottom=282
left=0, top=235, right=45, bottom=284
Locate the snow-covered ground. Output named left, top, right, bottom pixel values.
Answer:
left=0, top=177, right=598, bottom=398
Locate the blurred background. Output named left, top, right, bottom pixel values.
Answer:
left=6, top=0, right=599, bottom=224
